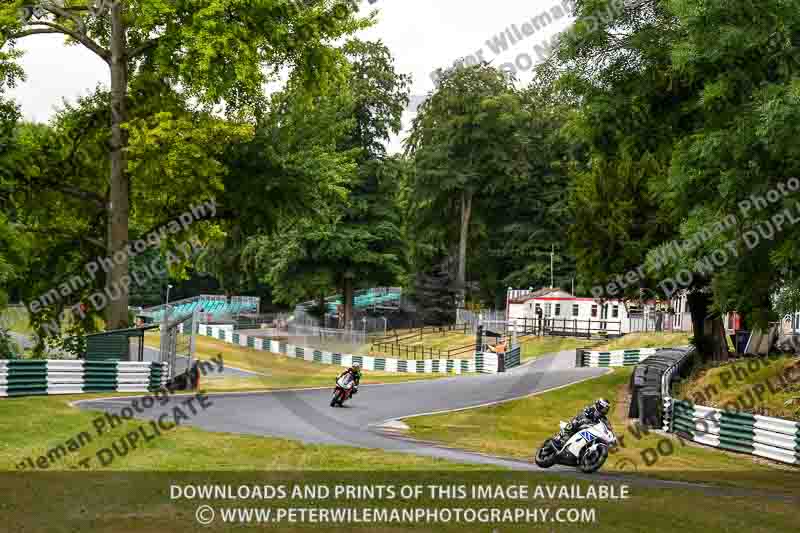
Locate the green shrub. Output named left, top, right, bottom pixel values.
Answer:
left=0, top=328, right=19, bottom=359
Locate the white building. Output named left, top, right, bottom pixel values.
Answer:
left=505, top=288, right=692, bottom=336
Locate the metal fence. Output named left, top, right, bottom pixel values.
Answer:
left=285, top=323, right=373, bottom=355
left=471, top=316, right=623, bottom=339
left=457, top=308, right=506, bottom=332
left=627, top=312, right=693, bottom=333
left=231, top=313, right=291, bottom=330
left=158, top=312, right=196, bottom=379
left=369, top=324, right=474, bottom=360
left=292, top=307, right=422, bottom=334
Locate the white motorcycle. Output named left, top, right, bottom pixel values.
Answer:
left=330, top=372, right=356, bottom=407
left=534, top=419, right=617, bottom=473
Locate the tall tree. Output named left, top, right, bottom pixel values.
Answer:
left=1, top=0, right=365, bottom=329
left=6, top=78, right=250, bottom=350
left=550, top=0, right=800, bottom=360
left=414, top=254, right=458, bottom=325
left=330, top=39, right=410, bottom=326
left=474, top=83, right=578, bottom=305
left=406, top=64, right=530, bottom=305
left=0, top=98, right=22, bottom=309
left=240, top=39, right=410, bottom=327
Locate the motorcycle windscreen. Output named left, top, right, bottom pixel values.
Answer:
left=337, top=374, right=354, bottom=389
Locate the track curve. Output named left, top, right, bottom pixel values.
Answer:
left=73, top=350, right=800, bottom=498
left=75, top=350, right=604, bottom=464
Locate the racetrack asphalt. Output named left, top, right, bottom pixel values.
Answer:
left=72, top=351, right=799, bottom=498
left=76, top=350, right=605, bottom=465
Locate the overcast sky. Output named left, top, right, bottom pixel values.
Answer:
left=9, top=0, right=574, bottom=152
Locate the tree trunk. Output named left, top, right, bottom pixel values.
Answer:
left=343, top=277, right=354, bottom=330
left=688, top=291, right=708, bottom=342
left=710, top=316, right=730, bottom=362
left=457, top=189, right=473, bottom=307
left=318, top=293, right=327, bottom=326
left=688, top=290, right=729, bottom=362
left=105, top=2, right=130, bottom=330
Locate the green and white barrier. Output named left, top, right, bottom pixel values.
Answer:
left=474, top=347, right=523, bottom=374
left=194, top=324, right=478, bottom=374
left=580, top=348, right=660, bottom=367
left=0, top=360, right=169, bottom=398
left=665, top=398, right=800, bottom=466
left=504, top=346, right=522, bottom=370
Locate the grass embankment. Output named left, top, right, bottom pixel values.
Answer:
left=0, top=394, right=479, bottom=472
left=282, top=335, right=373, bottom=357
left=597, top=331, right=691, bottom=351
left=680, top=355, right=800, bottom=420
left=369, top=329, right=475, bottom=359
left=518, top=337, right=590, bottom=361
left=145, top=332, right=448, bottom=391
left=406, top=368, right=799, bottom=491
left=1, top=395, right=797, bottom=532
left=515, top=331, right=693, bottom=363
left=369, top=330, right=694, bottom=363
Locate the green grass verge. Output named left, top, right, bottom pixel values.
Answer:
left=1, top=395, right=797, bottom=532
left=358, top=330, right=693, bottom=365
left=680, top=355, right=800, bottom=420
left=0, top=394, right=482, bottom=472
left=596, top=331, right=692, bottom=351
left=1, top=341, right=796, bottom=531
left=515, top=331, right=692, bottom=363
left=518, top=337, right=592, bottom=361
left=405, top=368, right=800, bottom=492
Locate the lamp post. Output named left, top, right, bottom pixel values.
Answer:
left=164, top=284, right=173, bottom=317
left=159, top=283, right=174, bottom=377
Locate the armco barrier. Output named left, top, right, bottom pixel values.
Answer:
left=577, top=348, right=660, bottom=367
left=665, top=399, right=800, bottom=466
left=628, top=348, right=695, bottom=428
left=191, top=324, right=481, bottom=374
left=0, top=360, right=169, bottom=398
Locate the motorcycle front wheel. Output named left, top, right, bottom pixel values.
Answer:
left=579, top=444, right=608, bottom=473
left=330, top=389, right=343, bottom=407
left=534, top=441, right=557, bottom=468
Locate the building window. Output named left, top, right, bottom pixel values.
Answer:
left=544, top=303, right=552, bottom=316
left=572, top=304, right=579, bottom=317
left=555, top=304, right=561, bottom=316
left=591, top=305, right=598, bottom=318
left=612, top=305, right=619, bottom=318
left=535, top=303, right=542, bottom=315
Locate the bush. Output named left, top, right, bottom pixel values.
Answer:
left=0, top=328, right=19, bottom=359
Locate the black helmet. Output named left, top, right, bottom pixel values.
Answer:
left=595, top=398, right=610, bottom=416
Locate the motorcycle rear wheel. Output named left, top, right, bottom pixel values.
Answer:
left=534, top=441, right=557, bottom=468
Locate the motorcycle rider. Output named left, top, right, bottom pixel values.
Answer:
left=552, top=399, right=611, bottom=449
left=337, top=363, right=362, bottom=397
